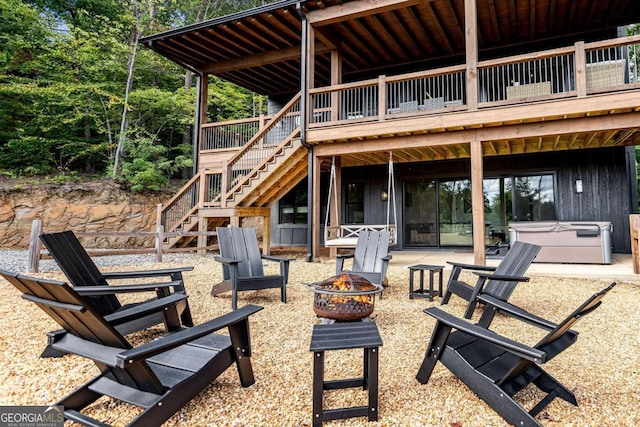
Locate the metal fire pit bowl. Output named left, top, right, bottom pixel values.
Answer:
left=308, top=273, right=383, bottom=321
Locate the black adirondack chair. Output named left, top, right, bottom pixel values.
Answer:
left=441, top=241, right=541, bottom=319
left=212, top=226, right=292, bottom=310
left=417, top=282, right=616, bottom=427
left=336, top=230, right=392, bottom=294
left=39, top=230, right=194, bottom=334
left=1, top=269, right=263, bottom=427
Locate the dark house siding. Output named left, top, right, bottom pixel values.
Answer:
left=271, top=146, right=635, bottom=253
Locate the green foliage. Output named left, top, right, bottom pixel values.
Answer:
left=118, top=137, right=170, bottom=192
left=0, top=0, right=269, bottom=189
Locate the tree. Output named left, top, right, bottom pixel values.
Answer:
left=0, top=0, right=271, bottom=190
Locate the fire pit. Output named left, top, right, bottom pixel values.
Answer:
left=308, top=273, right=383, bottom=321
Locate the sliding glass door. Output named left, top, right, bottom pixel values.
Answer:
left=439, top=179, right=473, bottom=246
left=404, top=173, right=556, bottom=247
left=404, top=180, right=437, bottom=247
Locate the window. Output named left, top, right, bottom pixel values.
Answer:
left=345, top=182, right=364, bottom=223
left=279, top=181, right=308, bottom=224
left=512, top=174, right=556, bottom=221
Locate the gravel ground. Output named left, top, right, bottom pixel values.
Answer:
left=0, top=251, right=638, bottom=427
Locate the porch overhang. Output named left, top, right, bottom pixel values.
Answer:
left=139, top=0, right=640, bottom=96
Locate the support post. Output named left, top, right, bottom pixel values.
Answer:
left=470, top=135, right=486, bottom=265
left=464, top=0, right=479, bottom=110
left=155, top=224, right=164, bottom=263
left=27, top=220, right=43, bottom=274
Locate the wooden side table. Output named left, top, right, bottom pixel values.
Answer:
left=309, top=322, right=383, bottom=426
left=408, top=264, right=444, bottom=301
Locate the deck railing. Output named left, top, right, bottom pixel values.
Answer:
left=478, top=47, right=576, bottom=104
left=303, top=34, right=640, bottom=127
left=226, top=94, right=300, bottom=183
left=201, top=117, right=268, bottom=151
left=199, top=35, right=640, bottom=143
left=158, top=169, right=223, bottom=232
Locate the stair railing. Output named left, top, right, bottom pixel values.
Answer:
left=158, top=169, right=222, bottom=232
left=221, top=92, right=301, bottom=206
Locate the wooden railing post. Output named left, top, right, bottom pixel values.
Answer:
left=27, top=220, right=43, bottom=273
left=197, top=170, right=206, bottom=208
left=574, top=41, right=587, bottom=97
left=378, top=75, right=386, bottom=121
left=156, top=203, right=163, bottom=230
left=221, top=160, right=230, bottom=208
left=156, top=224, right=164, bottom=263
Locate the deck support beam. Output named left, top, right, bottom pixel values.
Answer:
left=470, top=134, right=486, bottom=265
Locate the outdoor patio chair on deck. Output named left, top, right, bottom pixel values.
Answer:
left=212, top=226, right=292, bottom=310
left=1, top=269, right=262, bottom=427
left=441, top=241, right=540, bottom=319
left=39, top=230, right=194, bottom=335
left=417, top=282, right=616, bottom=427
left=336, top=230, right=392, bottom=295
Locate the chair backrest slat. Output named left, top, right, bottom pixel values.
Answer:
left=218, top=227, right=265, bottom=279
left=40, top=231, right=122, bottom=315
left=353, top=230, right=389, bottom=274
left=484, top=241, right=541, bottom=299
left=535, top=282, right=616, bottom=349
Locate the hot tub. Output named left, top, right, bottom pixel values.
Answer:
left=509, top=221, right=613, bottom=264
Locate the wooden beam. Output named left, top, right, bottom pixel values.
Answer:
left=311, top=111, right=640, bottom=157
left=202, top=44, right=330, bottom=74
left=307, top=0, right=427, bottom=25
left=470, top=135, right=485, bottom=265
left=465, top=0, right=479, bottom=110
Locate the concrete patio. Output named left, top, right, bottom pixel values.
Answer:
left=386, top=250, right=637, bottom=282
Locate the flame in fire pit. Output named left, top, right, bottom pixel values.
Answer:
left=308, top=273, right=382, bottom=321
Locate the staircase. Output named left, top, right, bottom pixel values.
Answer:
left=159, top=93, right=307, bottom=249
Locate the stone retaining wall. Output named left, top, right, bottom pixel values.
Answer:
left=0, top=181, right=165, bottom=249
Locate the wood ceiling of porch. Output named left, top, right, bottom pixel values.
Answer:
left=327, top=128, right=640, bottom=168
left=140, top=0, right=640, bottom=96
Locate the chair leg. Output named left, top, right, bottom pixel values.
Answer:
left=463, top=299, right=478, bottom=319
left=416, top=321, right=451, bottom=383
left=281, top=280, right=287, bottom=303
left=228, top=320, right=257, bottom=387
left=440, top=266, right=461, bottom=305
left=179, top=300, right=194, bottom=327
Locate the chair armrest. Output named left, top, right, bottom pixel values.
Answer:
left=472, top=272, right=530, bottom=283
left=117, top=304, right=264, bottom=367
left=446, top=261, right=496, bottom=272
left=335, top=254, right=354, bottom=274
left=261, top=255, right=292, bottom=283
left=261, top=255, right=294, bottom=263
left=478, top=294, right=558, bottom=330
left=102, top=266, right=194, bottom=280
left=103, top=293, right=188, bottom=327
left=74, top=281, right=183, bottom=296
left=424, top=307, right=546, bottom=363
left=48, top=332, right=124, bottom=367
left=214, top=256, right=241, bottom=265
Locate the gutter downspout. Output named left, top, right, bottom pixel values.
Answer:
left=192, top=74, right=202, bottom=175
left=296, top=2, right=314, bottom=262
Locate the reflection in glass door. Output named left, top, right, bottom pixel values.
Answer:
left=403, top=174, right=556, bottom=248
left=405, top=181, right=437, bottom=247
left=484, top=177, right=510, bottom=245
left=439, top=179, right=473, bottom=246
